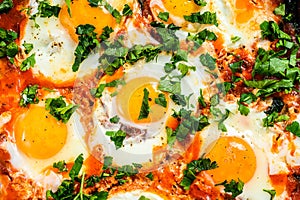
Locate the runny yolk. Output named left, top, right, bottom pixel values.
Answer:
left=14, top=106, right=68, bottom=159
left=235, top=0, right=256, bottom=24
left=59, top=0, right=116, bottom=42
left=205, top=136, right=256, bottom=183
left=162, top=0, right=201, bottom=18
left=116, top=77, right=168, bottom=124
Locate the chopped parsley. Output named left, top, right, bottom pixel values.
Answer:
left=53, top=160, right=68, bottom=172
left=187, top=29, right=217, bottom=49
left=231, top=35, right=241, bottom=43
left=138, top=196, right=150, bottom=200
left=109, top=115, right=120, bottom=123
left=122, top=4, right=132, bottom=16
left=47, top=154, right=109, bottom=200
left=20, top=54, right=35, bottom=71
left=105, top=130, right=126, bottom=149
left=180, top=158, right=218, bottom=190
left=22, top=43, right=33, bottom=54
left=263, top=189, right=276, bottom=200
left=260, top=21, right=291, bottom=41
left=286, top=121, right=300, bottom=137
left=0, top=0, right=13, bottom=13
left=229, top=60, right=243, bottom=73
left=216, top=179, right=244, bottom=199
left=88, top=0, right=122, bottom=23
left=69, top=153, right=84, bottom=180
left=64, top=0, right=72, bottom=17
left=19, top=84, right=39, bottom=107
left=274, top=3, right=285, bottom=16
left=170, top=94, right=187, bottom=106
left=99, top=26, right=114, bottom=41
left=90, top=79, right=125, bottom=98
left=155, top=93, right=167, bottom=108
left=168, top=108, right=209, bottom=143
left=194, top=0, right=207, bottom=6
left=45, top=96, right=78, bottom=123
left=146, top=172, right=154, bottom=181
left=158, top=11, right=169, bottom=22
left=237, top=93, right=257, bottom=116
left=198, top=89, right=206, bottom=108
left=199, top=52, right=216, bottom=70
left=263, top=111, right=289, bottom=127
left=72, top=24, right=100, bottom=72
left=0, top=28, right=18, bottom=58
left=178, top=63, right=196, bottom=77
left=184, top=11, right=218, bottom=26
left=37, top=1, right=61, bottom=18
left=138, top=88, right=150, bottom=120
left=158, top=79, right=181, bottom=94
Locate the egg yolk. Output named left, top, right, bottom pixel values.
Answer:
left=116, top=77, right=168, bottom=123
left=162, top=0, right=201, bottom=18
left=59, top=0, right=116, bottom=42
left=235, top=0, right=256, bottom=24
left=205, top=136, right=256, bottom=183
left=14, top=106, right=68, bottom=159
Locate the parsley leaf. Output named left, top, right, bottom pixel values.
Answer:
left=180, top=158, right=218, bottom=190
left=64, top=0, right=71, bottom=16
left=198, top=89, right=206, bottom=108
left=199, top=53, right=216, bottom=70
left=0, top=28, right=18, bottom=58
left=188, top=29, right=217, bottom=49
left=0, top=0, right=13, bottom=13
left=106, top=130, right=126, bottom=149
left=231, top=36, right=241, bottom=43
left=274, top=3, right=285, bottom=16
left=88, top=0, right=122, bottom=23
left=138, top=88, right=150, bottom=120
left=122, top=4, right=132, bottom=16
left=170, top=108, right=210, bottom=142
left=110, top=115, right=120, bottom=123
left=237, top=93, right=257, bottom=116
left=170, top=94, right=187, bottom=106
left=99, top=26, right=113, bottom=41
left=155, top=93, right=167, bottom=108
left=19, top=84, right=39, bottom=107
left=286, top=121, right=300, bottom=137
left=194, top=0, right=206, bottom=6
left=72, top=24, right=99, bottom=72
left=216, top=179, right=244, bottom=199
left=91, top=79, right=124, bottom=98
left=158, top=79, right=181, bottom=94
left=35, top=1, right=61, bottom=18
left=260, top=21, right=291, bottom=41
left=166, top=127, right=176, bottom=146
left=263, top=189, right=276, bottom=200
left=69, top=153, right=84, bottom=180
left=45, top=96, right=78, bottom=123
left=53, top=160, right=68, bottom=172
left=158, top=12, right=169, bottom=22
left=184, top=11, right=218, bottom=26
left=138, top=196, right=150, bottom=200
left=146, top=172, right=154, bottom=181
left=20, top=54, right=36, bottom=71
left=22, top=43, right=33, bottom=54
left=229, top=60, right=243, bottom=73
left=263, top=112, right=289, bottom=127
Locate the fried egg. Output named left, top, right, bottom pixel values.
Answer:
left=0, top=90, right=88, bottom=192
left=199, top=100, right=289, bottom=199
left=20, top=0, right=132, bottom=86
left=88, top=53, right=212, bottom=166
